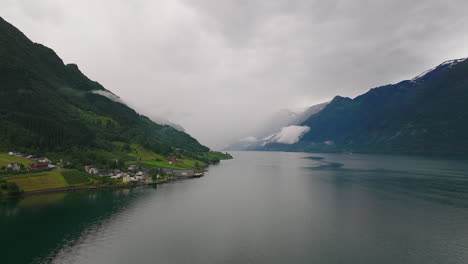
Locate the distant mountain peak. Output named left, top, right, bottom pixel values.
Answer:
left=411, top=57, right=467, bottom=82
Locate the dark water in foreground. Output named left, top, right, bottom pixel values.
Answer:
left=2, top=151, right=468, bottom=264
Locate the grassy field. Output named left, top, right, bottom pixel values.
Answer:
left=0, top=153, right=34, bottom=168
left=7, top=170, right=69, bottom=192
left=1, top=169, right=127, bottom=194
left=145, top=161, right=186, bottom=169
left=145, top=158, right=206, bottom=170
left=0, top=147, right=232, bottom=195
left=127, top=144, right=165, bottom=161
left=178, top=159, right=206, bottom=168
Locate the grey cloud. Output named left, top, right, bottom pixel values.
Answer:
left=1, top=0, right=468, bottom=149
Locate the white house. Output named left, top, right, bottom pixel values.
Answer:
left=88, top=167, right=98, bottom=174
left=6, top=163, right=22, bottom=171
left=38, top=157, right=51, bottom=163
left=122, top=175, right=133, bottom=183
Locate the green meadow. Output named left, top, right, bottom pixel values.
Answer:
left=0, top=153, right=34, bottom=168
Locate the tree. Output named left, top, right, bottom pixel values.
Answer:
left=149, top=167, right=159, bottom=180
left=194, top=162, right=201, bottom=171
left=6, top=182, right=21, bottom=195
left=0, top=179, right=7, bottom=190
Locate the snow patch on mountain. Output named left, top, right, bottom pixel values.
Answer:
left=411, top=57, right=467, bottom=82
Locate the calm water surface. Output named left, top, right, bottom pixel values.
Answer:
left=2, top=151, right=468, bottom=263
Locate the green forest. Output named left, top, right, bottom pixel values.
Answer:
left=0, top=17, right=231, bottom=168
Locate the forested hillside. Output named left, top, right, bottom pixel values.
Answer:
left=0, top=17, right=228, bottom=165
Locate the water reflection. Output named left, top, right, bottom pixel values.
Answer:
left=2, top=152, right=468, bottom=264
left=0, top=188, right=154, bottom=264
left=304, top=154, right=468, bottom=208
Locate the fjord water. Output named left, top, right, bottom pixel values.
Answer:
left=2, top=152, right=468, bottom=264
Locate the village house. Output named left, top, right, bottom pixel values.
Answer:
left=6, top=163, right=22, bottom=171
left=29, top=163, right=49, bottom=169
left=8, top=151, right=23, bottom=157
left=122, top=175, right=135, bottom=183
left=84, top=165, right=98, bottom=174
left=168, top=157, right=179, bottom=165
left=38, top=157, right=51, bottom=163
left=135, top=170, right=149, bottom=181
left=128, top=164, right=138, bottom=171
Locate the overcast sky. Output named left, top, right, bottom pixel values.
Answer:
left=2, top=0, right=468, bottom=149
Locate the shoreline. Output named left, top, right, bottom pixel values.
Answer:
left=0, top=175, right=198, bottom=200
left=1, top=155, right=232, bottom=201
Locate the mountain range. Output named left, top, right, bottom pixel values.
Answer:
left=235, top=57, right=468, bottom=156
left=2, top=15, right=467, bottom=158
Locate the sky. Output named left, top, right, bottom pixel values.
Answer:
left=2, top=0, right=468, bottom=149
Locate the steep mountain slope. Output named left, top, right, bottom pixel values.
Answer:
left=258, top=58, right=468, bottom=156
left=0, top=17, right=217, bottom=164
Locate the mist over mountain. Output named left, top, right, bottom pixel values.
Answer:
left=149, top=116, right=186, bottom=132
left=254, top=57, right=468, bottom=156
left=225, top=102, right=328, bottom=150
